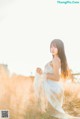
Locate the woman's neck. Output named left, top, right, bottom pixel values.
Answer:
left=53, top=55, right=60, bottom=61
left=54, top=54, right=58, bottom=58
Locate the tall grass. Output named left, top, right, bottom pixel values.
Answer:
left=0, top=64, right=80, bottom=119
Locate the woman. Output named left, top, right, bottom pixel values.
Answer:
left=33, top=39, right=79, bottom=119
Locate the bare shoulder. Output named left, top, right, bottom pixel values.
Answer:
left=52, top=57, right=61, bottom=68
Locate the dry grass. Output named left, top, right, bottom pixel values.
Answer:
left=0, top=65, right=80, bottom=119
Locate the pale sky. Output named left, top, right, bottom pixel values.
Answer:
left=0, top=0, right=80, bottom=76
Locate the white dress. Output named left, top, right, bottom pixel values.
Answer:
left=33, top=62, right=80, bottom=119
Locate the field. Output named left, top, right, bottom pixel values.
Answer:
left=0, top=64, right=80, bottom=119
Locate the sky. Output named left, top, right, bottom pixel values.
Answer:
left=0, top=0, right=80, bottom=76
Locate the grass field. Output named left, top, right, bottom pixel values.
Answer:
left=0, top=64, right=80, bottom=119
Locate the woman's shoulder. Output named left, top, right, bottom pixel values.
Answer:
left=53, top=56, right=60, bottom=62
left=53, top=57, right=61, bottom=64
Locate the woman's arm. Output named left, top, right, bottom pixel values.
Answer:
left=46, top=73, right=59, bottom=81
left=46, top=59, right=60, bottom=81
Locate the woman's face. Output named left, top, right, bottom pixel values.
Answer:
left=50, top=44, right=58, bottom=56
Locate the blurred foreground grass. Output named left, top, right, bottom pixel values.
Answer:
left=0, top=64, right=80, bottom=119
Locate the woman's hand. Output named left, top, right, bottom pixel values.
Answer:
left=36, top=67, right=43, bottom=75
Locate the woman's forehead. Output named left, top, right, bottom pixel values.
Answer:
left=50, top=42, right=56, bottom=47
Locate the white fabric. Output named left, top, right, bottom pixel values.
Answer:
left=33, top=62, right=80, bottom=119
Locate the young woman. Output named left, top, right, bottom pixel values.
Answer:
left=33, top=39, right=79, bottom=119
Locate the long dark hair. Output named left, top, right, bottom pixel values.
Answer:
left=50, top=39, right=68, bottom=78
